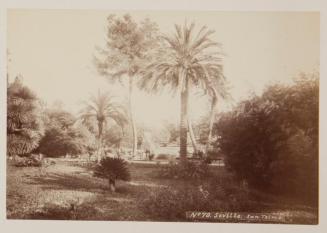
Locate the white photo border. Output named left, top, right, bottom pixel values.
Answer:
left=0, top=0, right=326, bottom=233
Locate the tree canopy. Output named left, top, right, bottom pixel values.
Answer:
left=7, top=77, right=44, bottom=156
left=94, top=14, right=161, bottom=82
left=36, top=109, right=96, bottom=157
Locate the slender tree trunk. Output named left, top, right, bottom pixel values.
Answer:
left=128, top=76, right=138, bottom=157
left=97, top=140, right=102, bottom=163
left=180, top=79, right=189, bottom=162
left=188, top=118, right=198, bottom=155
left=120, top=125, right=125, bottom=137
left=108, top=178, right=116, bottom=192
left=97, top=121, right=104, bottom=163
left=117, top=126, right=124, bottom=155
left=205, top=96, right=218, bottom=156
left=186, top=83, right=198, bottom=155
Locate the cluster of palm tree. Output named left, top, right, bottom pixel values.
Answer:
left=89, top=16, right=229, bottom=163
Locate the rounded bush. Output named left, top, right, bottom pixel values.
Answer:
left=214, top=76, right=318, bottom=205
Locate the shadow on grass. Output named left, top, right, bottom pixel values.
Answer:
left=24, top=171, right=153, bottom=197
left=25, top=173, right=108, bottom=193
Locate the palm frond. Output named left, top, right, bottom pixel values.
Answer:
left=183, top=22, right=195, bottom=47
left=80, top=91, right=128, bottom=137
left=139, top=22, right=229, bottom=101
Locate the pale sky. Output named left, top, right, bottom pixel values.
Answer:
left=7, top=10, right=319, bottom=128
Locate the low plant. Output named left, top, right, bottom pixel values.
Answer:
left=93, top=157, right=131, bottom=192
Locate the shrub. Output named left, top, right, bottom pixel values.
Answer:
left=93, top=157, right=131, bottom=192
left=36, top=110, right=96, bottom=158
left=156, top=161, right=212, bottom=180
left=138, top=180, right=255, bottom=221
left=14, top=156, right=42, bottom=167
left=149, top=154, right=154, bottom=161
left=139, top=185, right=215, bottom=221
left=214, top=75, right=319, bottom=205
left=156, top=154, right=170, bottom=160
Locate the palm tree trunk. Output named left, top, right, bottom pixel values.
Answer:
left=180, top=79, right=189, bottom=162
left=117, top=126, right=124, bottom=152
left=186, top=84, right=198, bottom=155
left=128, top=76, right=138, bottom=158
left=205, top=96, right=218, bottom=156
left=96, top=142, right=100, bottom=163
left=97, top=121, right=104, bottom=163
left=188, top=118, right=198, bottom=155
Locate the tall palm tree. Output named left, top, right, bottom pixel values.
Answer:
left=80, top=91, right=127, bottom=162
left=139, top=23, right=227, bottom=162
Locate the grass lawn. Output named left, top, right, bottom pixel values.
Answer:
left=6, top=160, right=318, bottom=223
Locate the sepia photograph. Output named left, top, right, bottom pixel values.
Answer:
left=4, top=7, right=320, bottom=226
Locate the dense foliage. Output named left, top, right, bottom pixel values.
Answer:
left=36, top=109, right=96, bottom=157
left=7, top=77, right=44, bottom=156
left=214, top=74, right=319, bottom=205
left=13, top=155, right=42, bottom=167
left=156, top=161, right=212, bottom=180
